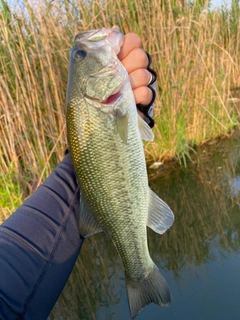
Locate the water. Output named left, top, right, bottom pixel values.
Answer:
left=50, top=133, right=240, bottom=320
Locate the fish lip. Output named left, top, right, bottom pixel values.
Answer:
left=74, top=28, right=124, bottom=54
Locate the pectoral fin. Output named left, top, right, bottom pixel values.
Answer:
left=116, top=108, right=129, bottom=144
left=79, top=193, right=103, bottom=237
left=138, top=115, right=154, bottom=141
left=147, top=188, right=174, bottom=234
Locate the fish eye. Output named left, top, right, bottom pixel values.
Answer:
left=75, top=49, right=86, bottom=59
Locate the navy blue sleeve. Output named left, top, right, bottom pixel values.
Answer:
left=0, top=153, right=83, bottom=320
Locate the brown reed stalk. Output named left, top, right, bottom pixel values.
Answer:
left=0, top=0, right=240, bottom=215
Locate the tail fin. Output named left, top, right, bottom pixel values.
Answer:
left=126, top=264, right=171, bottom=319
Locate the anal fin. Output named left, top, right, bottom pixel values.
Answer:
left=147, top=188, right=174, bottom=234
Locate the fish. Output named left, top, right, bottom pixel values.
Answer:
left=66, top=27, right=174, bottom=319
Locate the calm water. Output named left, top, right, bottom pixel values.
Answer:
left=50, top=134, right=240, bottom=320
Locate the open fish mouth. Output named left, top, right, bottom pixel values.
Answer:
left=85, top=75, right=124, bottom=106
left=83, top=57, right=126, bottom=106
left=84, top=89, right=123, bottom=106
left=101, top=91, right=122, bottom=105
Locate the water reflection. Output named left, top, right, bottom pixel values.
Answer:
left=50, top=133, right=240, bottom=320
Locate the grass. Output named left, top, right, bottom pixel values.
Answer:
left=1, top=0, right=240, bottom=218
left=0, top=161, right=22, bottom=223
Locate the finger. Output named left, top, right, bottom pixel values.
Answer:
left=133, top=86, right=153, bottom=105
left=117, top=33, right=141, bottom=61
left=129, top=69, right=153, bottom=89
left=121, top=48, right=149, bottom=74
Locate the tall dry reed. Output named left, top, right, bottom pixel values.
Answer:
left=1, top=0, right=240, bottom=215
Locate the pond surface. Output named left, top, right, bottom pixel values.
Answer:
left=50, top=133, right=240, bottom=320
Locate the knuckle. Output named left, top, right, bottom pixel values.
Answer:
left=136, top=87, right=152, bottom=104
left=134, top=49, right=148, bottom=68
left=144, top=87, right=153, bottom=104
left=134, top=86, right=153, bottom=105
left=143, top=87, right=151, bottom=100
left=143, top=69, right=151, bottom=84
left=136, top=69, right=150, bottom=85
left=126, top=33, right=142, bottom=47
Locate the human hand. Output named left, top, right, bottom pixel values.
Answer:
left=117, top=31, right=156, bottom=126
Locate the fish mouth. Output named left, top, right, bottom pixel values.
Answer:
left=85, top=66, right=126, bottom=106
left=99, top=71, right=125, bottom=105
left=101, top=91, right=122, bottom=105
left=85, top=79, right=124, bottom=106
left=86, top=59, right=126, bottom=105
left=84, top=90, right=123, bottom=106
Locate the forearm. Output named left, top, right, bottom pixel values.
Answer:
left=0, top=154, right=83, bottom=320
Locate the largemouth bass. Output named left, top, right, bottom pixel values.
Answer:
left=66, top=27, right=174, bottom=319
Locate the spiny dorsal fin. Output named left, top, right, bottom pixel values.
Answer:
left=138, top=115, right=154, bottom=141
left=147, top=188, right=174, bottom=234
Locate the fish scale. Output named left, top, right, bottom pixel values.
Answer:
left=66, top=27, right=174, bottom=319
left=68, top=93, right=151, bottom=270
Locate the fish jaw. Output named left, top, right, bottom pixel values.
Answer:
left=74, top=27, right=124, bottom=55
left=85, top=66, right=126, bottom=105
